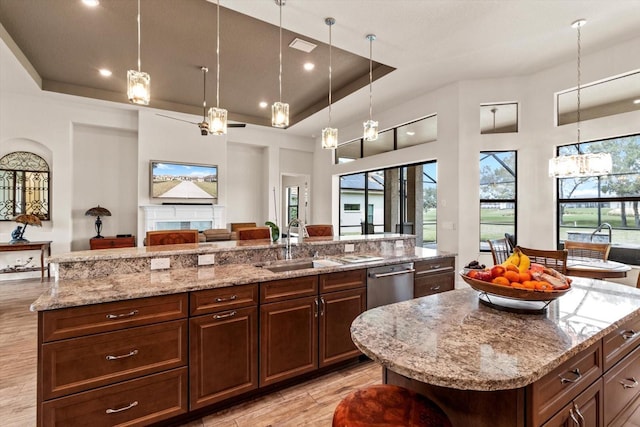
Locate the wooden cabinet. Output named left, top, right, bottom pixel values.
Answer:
left=37, top=294, right=189, bottom=426
left=189, top=284, right=258, bottom=409
left=90, top=236, right=136, bottom=250
left=413, top=257, right=455, bottom=298
left=541, top=379, right=603, bottom=427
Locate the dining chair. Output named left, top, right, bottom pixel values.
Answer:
left=305, top=224, right=334, bottom=237
left=236, top=226, right=271, bottom=240
left=487, top=238, right=511, bottom=265
left=516, top=245, right=568, bottom=274
left=504, top=233, right=516, bottom=251
left=146, top=229, right=199, bottom=246
left=563, top=240, right=611, bottom=261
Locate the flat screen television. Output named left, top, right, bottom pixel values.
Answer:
left=150, top=160, right=218, bottom=201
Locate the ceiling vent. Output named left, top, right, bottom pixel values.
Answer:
left=289, top=38, right=317, bottom=53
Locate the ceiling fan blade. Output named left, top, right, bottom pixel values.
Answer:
left=156, top=113, right=199, bottom=125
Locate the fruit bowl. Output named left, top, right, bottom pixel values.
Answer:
left=460, top=271, right=571, bottom=302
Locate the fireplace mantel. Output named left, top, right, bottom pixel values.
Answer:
left=140, top=205, right=225, bottom=232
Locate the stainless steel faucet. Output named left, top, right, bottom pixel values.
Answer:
left=285, top=218, right=307, bottom=260
left=590, top=222, right=612, bottom=243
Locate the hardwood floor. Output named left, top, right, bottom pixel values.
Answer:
left=0, top=278, right=381, bottom=427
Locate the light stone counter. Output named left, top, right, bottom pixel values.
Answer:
left=351, top=278, right=640, bottom=392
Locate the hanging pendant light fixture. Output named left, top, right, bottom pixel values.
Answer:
left=127, top=0, right=150, bottom=105
left=363, top=34, right=378, bottom=141
left=321, top=17, right=338, bottom=150
left=549, top=19, right=612, bottom=178
left=271, top=0, right=289, bottom=128
left=208, top=0, right=228, bottom=135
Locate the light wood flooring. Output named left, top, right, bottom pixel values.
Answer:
left=0, top=278, right=381, bottom=427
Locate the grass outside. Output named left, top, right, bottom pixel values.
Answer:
left=194, top=181, right=218, bottom=197
left=152, top=180, right=180, bottom=197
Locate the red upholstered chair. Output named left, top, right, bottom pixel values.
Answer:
left=306, top=224, right=334, bottom=237
left=332, top=384, right=451, bottom=427
left=146, top=229, right=199, bottom=246
left=236, top=226, right=271, bottom=240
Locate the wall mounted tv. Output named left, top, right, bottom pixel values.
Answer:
left=150, top=160, right=218, bottom=201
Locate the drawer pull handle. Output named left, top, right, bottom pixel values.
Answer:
left=573, top=402, right=585, bottom=426
left=559, top=368, right=582, bottom=384
left=569, top=408, right=580, bottom=426
left=106, top=349, right=138, bottom=360
left=621, top=377, right=638, bottom=389
left=430, top=285, right=441, bottom=291
left=622, top=329, right=638, bottom=340
left=213, top=310, right=236, bottom=319
left=314, top=298, right=319, bottom=318
left=320, top=297, right=325, bottom=316
left=106, top=310, right=138, bottom=319
left=215, top=295, right=237, bottom=303
left=106, top=401, right=138, bottom=414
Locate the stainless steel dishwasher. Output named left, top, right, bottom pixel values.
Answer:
left=367, top=262, right=415, bottom=309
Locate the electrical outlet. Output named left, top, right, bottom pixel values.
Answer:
left=198, top=254, right=215, bottom=266
left=150, top=257, right=170, bottom=270
left=344, top=244, right=355, bottom=253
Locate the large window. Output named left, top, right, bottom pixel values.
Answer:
left=556, top=134, right=640, bottom=247
left=479, top=151, right=517, bottom=251
left=0, top=151, right=50, bottom=221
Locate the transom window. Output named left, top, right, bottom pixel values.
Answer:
left=0, top=151, right=50, bottom=221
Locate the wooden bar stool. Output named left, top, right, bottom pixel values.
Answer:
left=332, top=384, right=452, bottom=427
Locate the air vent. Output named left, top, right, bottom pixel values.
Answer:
left=289, top=38, right=317, bottom=53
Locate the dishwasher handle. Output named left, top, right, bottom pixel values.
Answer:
left=369, top=268, right=415, bottom=279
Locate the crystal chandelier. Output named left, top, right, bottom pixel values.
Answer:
left=127, top=0, right=150, bottom=105
left=271, top=0, right=289, bottom=128
left=208, top=0, right=227, bottom=135
left=363, top=34, right=378, bottom=141
left=321, top=17, right=338, bottom=150
left=549, top=19, right=612, bottom=178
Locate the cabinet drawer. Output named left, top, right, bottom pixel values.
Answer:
left=41, top=294, right=188, bottom=342
left=603, top=314, right=640, bottom=371
left=42, top=319, right=188, bottom=400
left=190, top=283, right=258, bottom=316
left=414, top=271, right=454, bottom=298
left=604, top=343, right=640, bottom=425
left=414, top=257, right=455, bottom=276
left=260, top=276, right=318, bottom=304
left=528, top=340, right=602, bottom=426
left=319, top=269, right=366, bottom=293
left=41, top=367, right=188, bottom=427
left=90, top=237, right=136, bottom=250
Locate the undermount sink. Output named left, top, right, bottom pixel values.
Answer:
left=262, top=260, right=316, bottom=273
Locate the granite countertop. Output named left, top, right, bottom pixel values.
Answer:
left=31, top=247, right=453, bottom=311
left=351, top=278, right=640, bottom=392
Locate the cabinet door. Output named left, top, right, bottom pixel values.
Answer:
left=542, top=379, right=603, bottom=427
left=260, top=296, right=318, bottom=387
left=189, top=306, right=258, bottom=410
left=319, top=288, right=366, bottom=368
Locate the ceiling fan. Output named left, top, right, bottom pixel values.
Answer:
left=157, top=66, right=246, bottom=135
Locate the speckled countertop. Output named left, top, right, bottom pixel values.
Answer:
left=351, top=278, right=640, bottom=392
left=31, top=247, right=452, bottom=311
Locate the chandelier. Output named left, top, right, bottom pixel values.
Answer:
left=321, top=17, right=338, bottom=150
left=549, top=19, right=612, bottom=178
left=271, top=0, right=289, bottom=128
left=363, top=34, right=378, bottom=141
left=207, top=0, right=227, bottom=135
left=127, top=0, right=150, bottom=105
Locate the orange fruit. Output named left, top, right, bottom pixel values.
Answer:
left=504, top=270, right=521, bottom=283
left=505, top=264, right=519, bottom=273
left=522, top=280, right=536, bottom=290
left=535, top=281, right=552, bottom=291
left=492, top=276, right=510, bottom=286
left=519, top=272, right=532, bottom=282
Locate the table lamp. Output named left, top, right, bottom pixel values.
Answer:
left=85, top=205, right=111, bottom=238
left=10, top=213, right=43, bottom=244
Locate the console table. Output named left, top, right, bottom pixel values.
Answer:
left=0, top=241, right=51, bottom=281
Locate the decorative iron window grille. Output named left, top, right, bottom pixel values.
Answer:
left=0, top=151, right=50, bottom=221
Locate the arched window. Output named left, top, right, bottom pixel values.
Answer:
left=0, top=151, right=50, bottom=221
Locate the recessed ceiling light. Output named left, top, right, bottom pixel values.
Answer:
left=406, top=131, right=415, bottom=136
left=303, top=62, right=315, bottom=71
left=634, top=99, right=640, bottom=105
left=289, top=38, right=317, bottom=53
left=82, top=0, right=100, bottom=7
left=259, top=101, right=268, bottom=108
left=98, top=68, right=112, bottom=77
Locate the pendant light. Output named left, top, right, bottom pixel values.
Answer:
left=271, top=0, right=289, bottom=128
left=363, top=34, right=378, bottom=141
left=321, top=17, right=338, bottom=150
left=127, top=0, right=150, bottom=105
left=549, top=19, right=612, bottom=178
left=208, top=0, right=228, bottom=135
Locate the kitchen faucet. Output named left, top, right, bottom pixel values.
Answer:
left=285, top=218, right=307, bottom=260
left=590, top=222, right=612, bottom=243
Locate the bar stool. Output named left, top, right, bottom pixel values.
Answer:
left=332, top=384, right=451, bottom=427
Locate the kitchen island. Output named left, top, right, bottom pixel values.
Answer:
left=350, top=278, right=640, bottom=426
